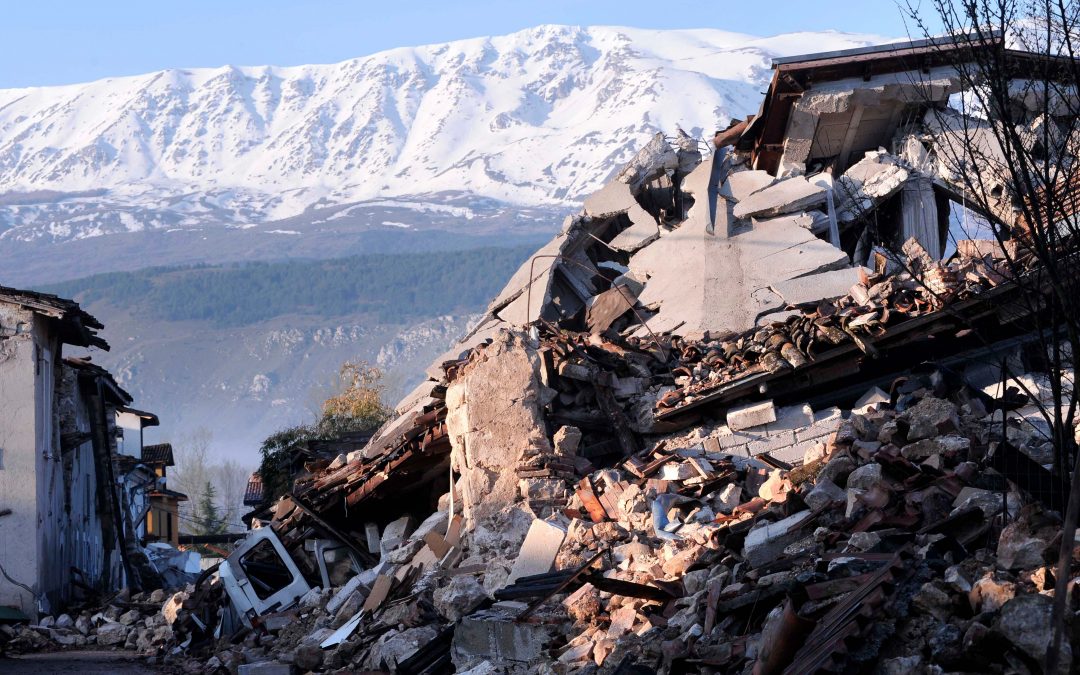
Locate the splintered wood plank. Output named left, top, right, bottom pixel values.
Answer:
left=445, top=515, right=464, bottom=546
left=424, top=531, right=450, bottom=558
left=577, top=478, right=609, bottom=523
left=362, top=574, right=393, bottom=613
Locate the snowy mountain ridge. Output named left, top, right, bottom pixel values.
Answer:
left=0, top=25, right=888, bottom=244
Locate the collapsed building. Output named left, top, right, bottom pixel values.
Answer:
left=6, top=35, right=1080, bottom=674
left=0, top=286, right=189, bottom=622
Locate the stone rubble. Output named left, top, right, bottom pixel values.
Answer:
left=4, top=37, right=1080, bottom=675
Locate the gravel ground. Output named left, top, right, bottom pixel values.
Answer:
left=0, top=650, right=163, bottom=674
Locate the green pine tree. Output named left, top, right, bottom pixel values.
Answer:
left=195, top=480, right=228, bottom=535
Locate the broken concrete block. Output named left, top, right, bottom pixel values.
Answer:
left=763, top=404, right=814, bottom=434
left=660, top=462, right=696, bottom=481
left=795, top=407, right=844, bottom=443
left=805, top=477, right=846, bottom=511
left=901, top=396, right=960, bottom=440
left=364, top=523, right=381, bottom=555
left=834, top=150, right=911, bottom=223
left=952, top=487, right=1017, bottom=518
left=757, top=469, right=789, bottom=501
left=769, top=267, right=869, bottom=305
left=853, top=386, right=891, bottom=414
left=95, top=621, right=128, bottom=646
left=326, top=574, right=366, bottom=616
left=563, top=583, right=601, bottom=623
left=714, top=484, right=742, bottom=514
left=661, top=546, right=706, bottom=576
left=742, top=510, right=813, bottom=567
left=720, top=169, right=775, bottom=202
left=732, top=176, right=826, bottom=219
left=553, top=426, right=582, bottom=457
left=615, top=132, right=679, bottom=193
left=726, top=400, right=777, bottom=431
left=380, top=515, right=416, bottom=557
left=901, top=435, right=970, bottom=461
left=846, top=463, right=883, bottom=491
left=970, top=571, right=1017, bottom=613
left=745, top=430, right=796, bottom=458
left=434, top=576, right=488, bottom=622
left=584, top=180, right=661, bottom=253
left=365, top=626, right=439, bottom=671
left=997, top=518, right=1053, bottom=570
left=453, top=604, right=560, bottom=664
left=505, top=519, right=567, bottom=585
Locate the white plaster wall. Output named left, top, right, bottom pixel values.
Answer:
left=0, top=305, right=42, bottom=615
left=115, top=411, right=142, bottom=458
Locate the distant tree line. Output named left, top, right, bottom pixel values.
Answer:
left=43, top=246, right=535, bottom=326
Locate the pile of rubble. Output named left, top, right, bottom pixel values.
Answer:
left=0, top=588, right=175, bottom=658
left=521, top=371, right=1078, bottom=673
left=8, top=36, right=1080, bottom=675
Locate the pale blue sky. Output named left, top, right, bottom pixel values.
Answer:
left=1, top=1, right=938, bottom=89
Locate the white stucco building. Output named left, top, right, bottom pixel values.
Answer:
left=0, top=287, right=160, bottom=618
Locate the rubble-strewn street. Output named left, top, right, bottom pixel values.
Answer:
left=4, top=30, right=1080, bottom=675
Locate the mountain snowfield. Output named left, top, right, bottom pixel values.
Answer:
left=0, top=25, right=889, bottom=245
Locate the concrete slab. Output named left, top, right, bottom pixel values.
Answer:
left=732, top=176, right=826, bottom=219
left=720, top=170, right=775, bottom=202
left=425, top=320, right=502, bottom=381
left=738, top=214, right=850, bottom=280
left=495, top=268, right=553, bottom=325
left=506, top=519, right=567, bottom=585
left=394, top=379, right=438, bottom=415
left=680, top=149, right=728, bottom=235
left=586, top=284, right=639, bottom=334
left=835, top=151, right=911, bottom=223
left=769, top=266, right=870, bottom=304
left=586, top=180, right=665, bottom=253
left=487, top=235, right=565, bottom=313
left=743, top=510, right=813, bottom=567
left=584, top=180, right=637, bottom=219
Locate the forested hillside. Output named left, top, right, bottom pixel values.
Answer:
left=44, top=246, right=534, bottom=326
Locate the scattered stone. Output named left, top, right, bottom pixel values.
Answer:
left=434, top=575, right=488, bottom=622
left=996, top=593, right=1072, bottom=674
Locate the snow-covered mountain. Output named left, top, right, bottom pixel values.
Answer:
left=0, top=25, right=887, bottom=245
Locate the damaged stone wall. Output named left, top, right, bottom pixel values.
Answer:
left=0, top=304, right=42, bottom=616
left=445, top=330, right=558, bottom=592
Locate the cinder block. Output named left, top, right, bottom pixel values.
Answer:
left=726, top=400, right=777, bottom=431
